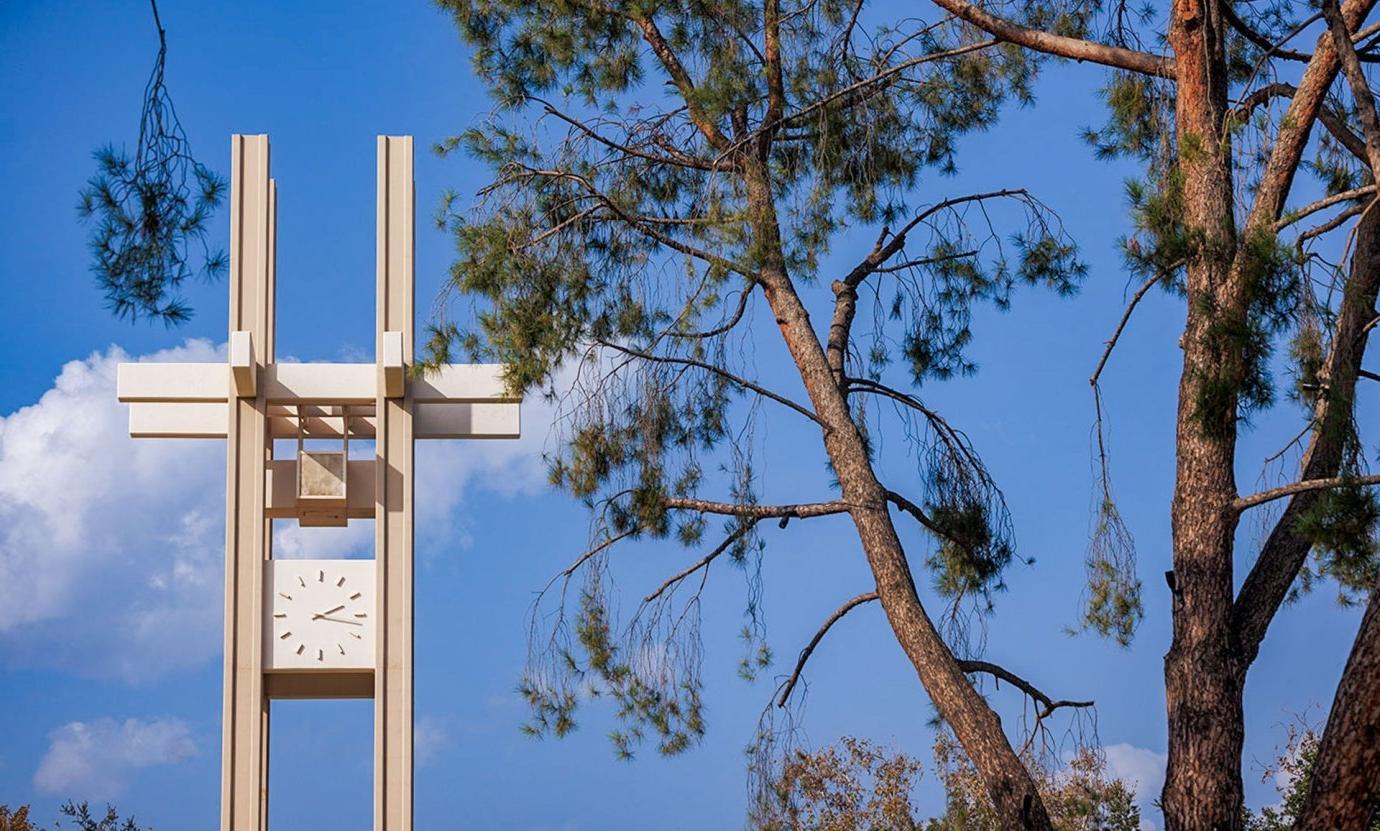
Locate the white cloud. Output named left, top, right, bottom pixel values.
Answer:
left=1104, top=742, right=1167, bottom=831
left=33, top=717, right=196, bottom=800
left=0, top=341, right=225, bottom=680
left=414, top=714, right=450, bottom=767
left=0, top=340, right=552, bottom=681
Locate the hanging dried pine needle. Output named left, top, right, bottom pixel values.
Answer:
left=77, top=0, right=225, bottom=324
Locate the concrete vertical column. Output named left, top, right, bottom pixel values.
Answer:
left=222, top=134, right=274, bottom=831
left=374, top=135, right=415, bottom=831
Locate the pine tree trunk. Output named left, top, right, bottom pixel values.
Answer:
left=740, top=161, right=1055, bottom=830
left=1161, top=2, right=1248, bottom=829
left=1297, top=587, right=1380, bottom=830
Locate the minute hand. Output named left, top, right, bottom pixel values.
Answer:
left=312, top=615, right=362, bottom=626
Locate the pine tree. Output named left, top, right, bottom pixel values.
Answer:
left=916, top=0, right=1380, bottom=827
left=433, top=1, right=1094, bottom=826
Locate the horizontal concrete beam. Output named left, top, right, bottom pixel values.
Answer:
left=128, top=401, right=519, bottom=440
left=117, top=363, right=226, bottom=403
left=128, top=401, right=226, bottom=438
left=118, top=362, right=518, bottom=405
left=414, top=401, right=521, bottom=439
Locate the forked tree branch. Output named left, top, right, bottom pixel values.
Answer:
left=1323, top=0, right=1380, bottom=170
left=1248, top=0, right=1377, bottom=229
left=1232, top=82, right=1370, bottom=165
left=777, top=591, right=879, bottom=707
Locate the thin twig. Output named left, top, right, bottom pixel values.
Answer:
left=1090, top=263, right=1181, bottom=387
left=644, top=522, right=758, bottom=603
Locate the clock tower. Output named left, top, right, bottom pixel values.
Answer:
left=115, top=135, right=521, bottom=830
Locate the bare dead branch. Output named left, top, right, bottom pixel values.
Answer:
left=1281, top=188, right=1379, bottom=233
left=560, top=528, right=639, bottom=578
left=884, top=488, right=949, bottom=539
left=672, top=285, right=755, bottom=340
left=663, top=497, right=850, bottom=519
left=1234, top=473, right=1380, bottom=512
left=777, top=591, right=879, bottom=707
left=927, top=0, right=1173, bottom=77
left=1090, top=263, right=1182, bottom=387
left=956, top=659, right=1095, bottom=719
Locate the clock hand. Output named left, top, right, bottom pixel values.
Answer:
left=312, top=615, right=363, bottom=626
left=313, top=605, right=346, bottom=617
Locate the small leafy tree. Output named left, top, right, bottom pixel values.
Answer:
left=1246, top=727, right=1380, bottom=830
left=757, top=734, right=1141, bottom=830
left=0, top=805, right=36, bottom=831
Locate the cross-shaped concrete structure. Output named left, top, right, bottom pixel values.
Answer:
left=116, top=135, right=520, bottom=830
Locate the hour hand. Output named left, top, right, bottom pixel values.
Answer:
left=312, top=605, right=346, bottom=619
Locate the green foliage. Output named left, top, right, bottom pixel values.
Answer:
left=1291, top=429, right=1380, bottom=604
left=1080, top=498, right=1143, bottom=648
left=77, top=3, right=224, bottom=324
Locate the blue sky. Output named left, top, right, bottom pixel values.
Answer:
left=0, top=2, right=1371, bottom=828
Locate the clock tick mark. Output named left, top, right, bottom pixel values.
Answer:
left=278, top=592, right=292, bottom=600
left=349, top=592, right=362, bottom=599
left=317, top=648, right=323, bottom=661
left=337, top=577, right=346, bottom=587
left=318, top=570, right=324, bottom=582
left=338, top=643, right=346, bottom=655
left=298, top=576, right=306, bottom=587
left=279, top=631, right=292, bottom=640
left=273, top=612, right=286, bottom=619
left=296, top=645, right=305, bottom=655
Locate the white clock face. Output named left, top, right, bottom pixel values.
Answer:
left=265, top=559, right=375, bottom=672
